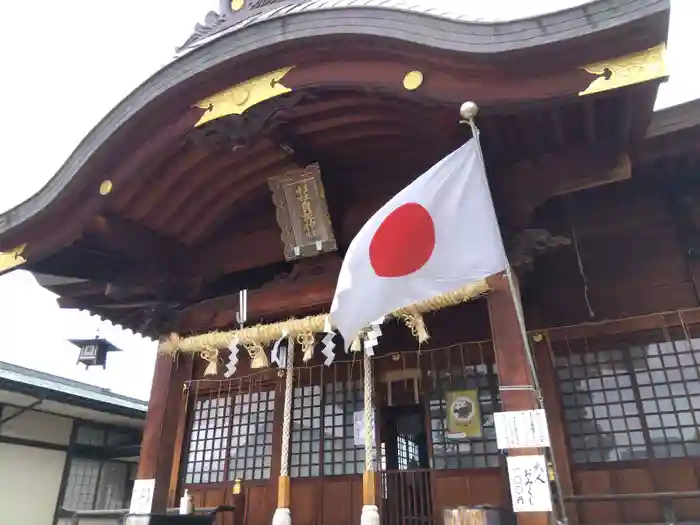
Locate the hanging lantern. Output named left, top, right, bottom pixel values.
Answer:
left=70, top=338, right=122, bottom=369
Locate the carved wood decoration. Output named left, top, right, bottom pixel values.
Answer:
left=507, top=229, right=571, bottom=273
left=268, top=164, right=338, bottom=260
left=187, top=92, right=312, bottom=151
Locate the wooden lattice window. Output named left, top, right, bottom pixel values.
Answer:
left=397, top=435, right=420, bottom=470
left=230, top=390, right=276, bottom=481
left=556, top=328, right=700, bottom=463
left=185, top=396, right=231, bottom=484
left=62, top=458, right=102, bottom=510
left=62, top=423, right=137, bottom=511
left=323, top=380, right=366, bottom=476
left=184, top=389, right=275, bottom=484
left=290, top=384, right=322, bottom=477
left=62, top=458, right=132, bottom=511
left=290, top=365, right=371, bottom=478
left=427, top=355, right=501, bottom=470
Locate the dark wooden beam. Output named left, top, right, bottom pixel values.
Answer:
left=176, top=226, right=569, bottom=334
left=191, top=144, right=625, bottom=280
left=495, top=144, right=631, bottom=228
left=282, top=60, right=598, bottom=109
left=175, top=256, right=342, bottom=332
left=633, top=126, right=700, bottom=166
left=549, top=108, right=565, bottom=148
left=89, top=213, right=189, bottom=270
left=1, top=107, right=206, bottom=271
left=271, top=124, right=316, bottom=168
left=194, top=230, right=286, bottom=280
left=582, top=99, right=597, bottom=145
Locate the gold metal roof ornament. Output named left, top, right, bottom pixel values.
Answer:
left=194, top=66, right=295, bottom=126
left=0, top=244, right=28, bottom=273
left=579, top=43, right=668, bottom=96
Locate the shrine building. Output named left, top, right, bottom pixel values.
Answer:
left=2, top=1, right=699, bottom=524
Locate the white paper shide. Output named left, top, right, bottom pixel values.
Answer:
left=506, top=455, right=552, bottom=513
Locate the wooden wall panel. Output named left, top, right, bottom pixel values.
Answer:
left=654, top=459, right=700, bottom=520
left=531, top=182, right=699, bottom=328
left=432, top=469, right=508, bottom=516
left=573, top=470, right=619, bottom=524
left=572, top=461, right=700, bottom=524
left=351, top=476, right=363, bottom=525
left=290, top=479, right=322, bottom=525
left=245, top=484, right=272, bottom=525
left=188, top=486, right=233, bottom=525
left=322, top=477, right=363, bottom=525
left=612, top=468, right=659, bottom=522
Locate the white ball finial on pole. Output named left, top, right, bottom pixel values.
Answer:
left=459, top=101, right=479, bottom=121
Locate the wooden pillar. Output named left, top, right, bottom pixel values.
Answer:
left=532, top=333, right=578, bottom=524
left=487, top=271, right=550, bottom=525
left=136, top=351, right=193, bottom=513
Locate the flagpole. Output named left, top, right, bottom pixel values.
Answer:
left=460, top=101, right=568, bottom=524
left=459, top=103, right=538, bottom=384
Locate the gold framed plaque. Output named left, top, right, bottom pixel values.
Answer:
left=268, top=164, right=337, bottom=261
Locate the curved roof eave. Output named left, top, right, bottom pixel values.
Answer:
left=0, top=0, right=669, bottom=241
left=175, top=0, right=657, bottom=54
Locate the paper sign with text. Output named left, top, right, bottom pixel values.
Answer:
left=494, top=409, right=550, bottom=449
left=506, top=454, right=553, bottom=512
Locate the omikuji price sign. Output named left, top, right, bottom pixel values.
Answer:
left=506, top=454, right=553, bottom=513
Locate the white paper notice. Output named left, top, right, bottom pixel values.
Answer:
left=129, top=478, right=155, bottom=514
left=353, top=410, right=377, bottom=447
left=125, top=478, right=155, bottom=524
left=494, top=409, right=551, bottom=450
left=506, top=455, right=552, bottom=513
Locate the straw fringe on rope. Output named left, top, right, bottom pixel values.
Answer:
left=159, top=280, right=489, bottom=355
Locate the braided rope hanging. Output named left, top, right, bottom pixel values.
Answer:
left=363, top=349, right=375, bottom=472
left=279, top=340, right=294, bottom=477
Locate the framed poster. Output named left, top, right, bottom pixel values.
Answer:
left=445, top=390, right=482, bottom=439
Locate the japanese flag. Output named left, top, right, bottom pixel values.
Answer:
left=330, top=137, right=506, bottom=345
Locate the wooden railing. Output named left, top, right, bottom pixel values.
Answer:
left=380, top=469, right=433, bottom=525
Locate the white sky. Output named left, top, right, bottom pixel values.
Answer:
left=0, top=1, right=697, bottom=401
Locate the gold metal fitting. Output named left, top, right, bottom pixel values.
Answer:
left=99, top=180, right=113, bottom=195
left=403, top=71, right=423, bottom=91
left=232, top=478, right=243, bottom=494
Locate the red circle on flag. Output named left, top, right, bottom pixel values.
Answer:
left=369, top=203, right=436, bottom=277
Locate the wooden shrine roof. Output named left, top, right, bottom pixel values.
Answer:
left=176, top=0, right=668, bottom=54
left=0, top=0, right=674, bottom=336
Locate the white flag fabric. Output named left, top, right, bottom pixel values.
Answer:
left=330, top=138, right=506, bottom=346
